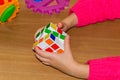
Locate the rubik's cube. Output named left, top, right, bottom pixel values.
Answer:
left=0, top=0, right=19, bottom=23
left=33, top=22, right=67, bottom=54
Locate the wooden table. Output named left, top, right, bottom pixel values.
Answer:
left=0, top=0, right=120, bottom=80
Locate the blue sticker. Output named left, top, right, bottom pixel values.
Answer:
left=50, top=34, right=55, bottom=41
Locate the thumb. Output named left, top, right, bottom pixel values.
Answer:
left=64, top=35, right=71, bottom=52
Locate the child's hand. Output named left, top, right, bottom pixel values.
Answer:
left=57, top=22, right=69, bottom=32
left=34, top=35, right=76, bottom=72
left=34, top=35, right=89, bottom=79
left=57, top=13, right=78, bottom=32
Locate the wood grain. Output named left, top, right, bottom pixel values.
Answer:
left=0, top=0, right=120, bottom=80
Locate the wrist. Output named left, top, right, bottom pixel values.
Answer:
left=61, top=13, right=78, bottom=29
left=68, top=62, right=89, bottom=79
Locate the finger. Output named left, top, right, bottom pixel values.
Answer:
left=42, top=62, right=50, bottom=66
left=57, top=22, right=68, bottom=32
left=34, top=47, right=52, bottom=58
left=35, top=54, right=50, bottom=63
left=64, top=35, right=71, bottom=52
left=57, top=22, right=63, bottom=28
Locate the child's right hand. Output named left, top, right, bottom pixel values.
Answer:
left=34, top=35, right=78, bottom=76
left=34, top=35, right=89, bottom=79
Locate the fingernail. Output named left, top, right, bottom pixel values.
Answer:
left=57, top=23, right=62, bottom=27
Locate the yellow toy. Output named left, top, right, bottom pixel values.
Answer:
left=0, top=0, right=19, bottom=23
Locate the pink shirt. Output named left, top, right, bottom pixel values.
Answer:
left=70, top=0, right=120, bottom=27
left=70, top=0, right=120, bottom=80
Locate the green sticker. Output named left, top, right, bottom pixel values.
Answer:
left=40, top=28, right=44, bottom=33
left=36, top=32, right=41, bottom=38
left=46, top=23, right=50, bottom=28
left=52, top=31, right=59, bottom=37
left=45, top=28, right=51, bottom=33
left=60, top=34, right=65, bottom=40
left=0, top=4, right=16, bottom=22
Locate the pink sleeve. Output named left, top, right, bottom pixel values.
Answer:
left=70, top=0, right=120, bottom=27
left=88, top=56, right=120, bottom=80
